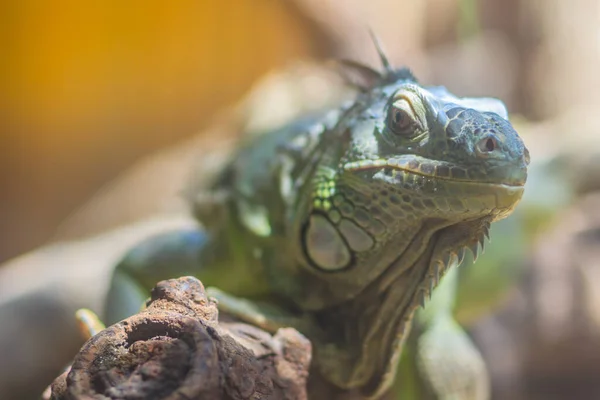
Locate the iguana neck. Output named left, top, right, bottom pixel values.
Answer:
left=310, top=217, right=490, bottom=397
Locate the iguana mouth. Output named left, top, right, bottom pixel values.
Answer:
left=343, top=156, right=527, bottom=187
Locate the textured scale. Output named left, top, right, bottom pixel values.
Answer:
left=190, top=45, right=530, bottom=396
left=107, top=38, right=530, bottom=400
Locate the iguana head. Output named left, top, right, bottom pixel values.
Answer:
left=294, top=42, right=529, bottom=395
left=301, top=68, right=528, bottom=278
left=344, top=79, right=528, bottom=211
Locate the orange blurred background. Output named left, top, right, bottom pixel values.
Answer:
left=0, top=0, right=328, bottom=262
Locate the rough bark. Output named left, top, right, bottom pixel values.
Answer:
left=46, top=277, right=312, bottom=400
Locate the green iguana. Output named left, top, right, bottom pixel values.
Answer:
left=102, top=40, right=529, bottom=399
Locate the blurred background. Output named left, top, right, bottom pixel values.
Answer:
left=1, top=0, right=600, bottom=399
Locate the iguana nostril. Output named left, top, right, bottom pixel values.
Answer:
left=477, top=136, right=496, bottom=153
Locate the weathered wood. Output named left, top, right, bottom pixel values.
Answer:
left=46, top=277, right=312, bottom=400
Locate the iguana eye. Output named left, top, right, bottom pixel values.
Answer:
left=387, top=103, right=415, bottom=136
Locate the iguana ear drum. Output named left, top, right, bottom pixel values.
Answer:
left=302, top=213, right=353, bottom=271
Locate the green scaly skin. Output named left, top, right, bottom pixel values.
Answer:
left=103, top=44, right=529, bottom=398
left=398, top=154, right=571, bottom=400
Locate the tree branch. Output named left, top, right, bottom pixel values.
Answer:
left=46, top=277, right=312, bottom=400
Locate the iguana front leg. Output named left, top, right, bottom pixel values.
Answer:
left=393, top=271, right=490, bottom=400
left=393, top=220, right=492, bottom=400
left=414, top=266, right=490, bottom=400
